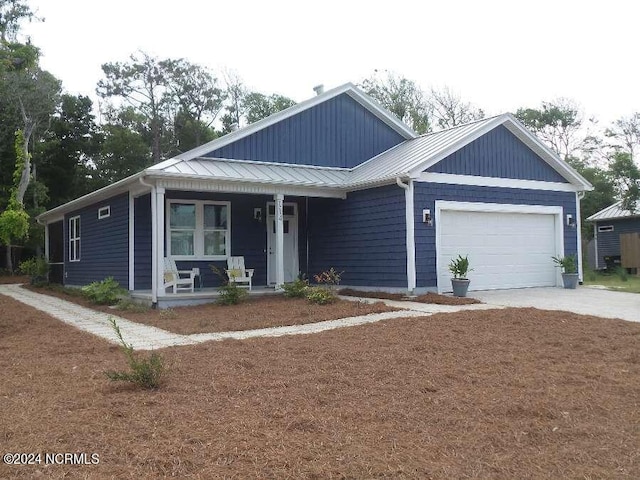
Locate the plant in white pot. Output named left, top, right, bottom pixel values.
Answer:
left=552, top=254, right=579, bottom=289
left=449, top=254, right=472, bottom=297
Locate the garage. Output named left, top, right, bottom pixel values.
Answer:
left=436, top=201, right=563, bottom=292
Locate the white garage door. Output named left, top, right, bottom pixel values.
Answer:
left=438, top=207, right=560, bottom=291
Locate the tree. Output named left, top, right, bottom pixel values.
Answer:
left=608, top=152, right=640, bottom=212
left=429, top=86, right=484, bottom=129
left=515, top=99, right=584, bottom=160
left=0, top=0, right=37, bottom=43
left=219, top=70, right=247, bottom=134
left=243, top=92, right=295, bottom=124
left=360, top=70, right=432, bottom=134
left=605, top=113, right=640, bottom=161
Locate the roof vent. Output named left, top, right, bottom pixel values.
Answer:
left=313, top=84, right=324, bottom=96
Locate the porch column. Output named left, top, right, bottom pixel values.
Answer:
left=150, top=187, right=157, bottom=303
left=155, top=187, right=166, bottom=301
left=405, top=180, right=416, bottom=294
left=274, top=193, right=285, bottom=289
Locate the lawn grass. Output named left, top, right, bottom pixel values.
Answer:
left=583, top=269, right=640, bottom=293
left=1, top=293, right=639, bottom=478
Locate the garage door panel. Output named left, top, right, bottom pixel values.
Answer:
left=438, top=209, right=559, bottom=291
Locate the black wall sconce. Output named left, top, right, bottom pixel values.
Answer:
left=422, top=208, right=432, bottom=226
left=254, top=207, right=263, bottom=222
left=566, top=214, right=576, bottom=228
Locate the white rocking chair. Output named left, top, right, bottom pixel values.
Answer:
left=225, top=256, right=254, bottom=290
left=163, top=258, right=198, bottom=293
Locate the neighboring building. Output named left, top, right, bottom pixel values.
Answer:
left=587, top=201, right=640, bottom=270
left=37, top=83, right=593, bottom=307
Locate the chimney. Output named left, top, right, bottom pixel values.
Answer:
left=313, top=84, right=324, bottom=96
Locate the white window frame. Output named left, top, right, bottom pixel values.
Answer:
left=69, top=215, right=81, bottom=262
left=166, top=200, right=231, bottom=260
left=597, top=225, right=614, bottom=233
left=98, top=205, right=111, bottom=219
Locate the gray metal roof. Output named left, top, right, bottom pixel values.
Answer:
left=149, top=157, right=349, bottom=188
left=586, top=201, right=640, bottom=221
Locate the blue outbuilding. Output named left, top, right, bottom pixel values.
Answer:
left=38, top=83, right=593, bottom=306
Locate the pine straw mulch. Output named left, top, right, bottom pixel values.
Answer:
left=0, top=274, right=29, bottom=284
left=21, top=284, right=398, bottom=335
left=1, top=294, right=639, bottom=479
left=339, top=288, right=481, bottom=305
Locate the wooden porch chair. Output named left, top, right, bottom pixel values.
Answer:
left=225, top=256, right=254, bottom=290
left=163, top=258, right=198, bottom=293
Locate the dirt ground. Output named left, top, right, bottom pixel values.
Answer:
left=339, top=288, right=481, bottom=305
left=21, top=285, right=398, bottom=334
left=0, top=275, right=29, bottom=284
left=1, top=293, right=639, bottom=479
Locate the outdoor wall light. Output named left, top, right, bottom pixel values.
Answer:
left=253, top=208, right=262, bottom=222
left=566, top=214, right=576, bottom=228
left=423, top=209, right=432, bottom=226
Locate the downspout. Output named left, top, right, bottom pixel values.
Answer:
left=576, top=191, right=585, bottom=283
left=396, top=177, right=416, bottom=295
left=139, top=177, right=157, bottom=304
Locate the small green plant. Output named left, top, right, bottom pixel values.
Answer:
left=552, top=255, right=578, bottom=274
left=18, top=256, right=49, bottom=277
left=313, top=267, right=344, bottom=290
left=449, top=255, right=472, bottom=279
left=81, top=277, right=127, bottom=305
left=104, top=317, right=164, bottom=389
left=305, top=286, right=336, bottom=305
left=116, top=298, right=151, bottom=313
left=217, top=281, right=248, bottom=305
left=282, top=278, right=309, bottom=298
left=615, top=266, right=629, bottom=282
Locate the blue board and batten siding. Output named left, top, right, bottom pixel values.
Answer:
left=64, top=193, right=129, bottom=287
left=205, top=93, right=405, bottom=168
left=594, top=218, right=640, bottom=268
left=427, top=125, right=569, bottom=183
left=308, top=185, right=407, bottom=287
left=414, top=184, right=578, bottom=288
left=134, top=194, right=152, bottom=290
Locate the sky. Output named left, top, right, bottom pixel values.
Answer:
left=21, top=0, right=640, bottom=127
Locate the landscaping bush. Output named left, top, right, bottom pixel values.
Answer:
left=217, top=281, right=248, bottom=305
left=313, top=267, right=343, bottom=289
left=18, top=257, right=49, bottom=284
left=282, top=278, right=309, bottom=298
left=305, top=286, right=337, bottom=305
left=81, top=277, right=127, bottom=305
left=615, top=266, right=629, bottom=282
left=104, top=317, right=164, bottom=389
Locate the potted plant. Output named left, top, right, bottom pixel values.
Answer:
left=552, top=255, right=579, bottom=289
left=449, top=254, right=472, bottom=297
left=18, top=256, right=49, bottom=285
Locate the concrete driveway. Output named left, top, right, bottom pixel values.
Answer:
left=473, top=286, right=640, bottom=323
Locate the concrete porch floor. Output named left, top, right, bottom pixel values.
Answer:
left=131, top=285, right=280, bottom=308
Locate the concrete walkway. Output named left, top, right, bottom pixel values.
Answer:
left=0, top=284, right=490, bottom=350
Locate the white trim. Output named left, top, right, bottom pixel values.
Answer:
left=396, top=178, right=416, bottom=293
left=149, top=185, right=158, bottom=304
left=576, top=192, right=584, bottom=283
left=163, top=83, right=416, bottom=163
left=166, top=199, right=231, bottom=261
left=274, top=194, right=285, bottom=290
left=44, top=223, right=50, bottom=263
left=68, top=215, right=81, bottom=262
left=266, top=201, right=299, bottom=285
left=97, top=205, right=111, bottom=219
left=594, top=224, right=599, bottom=270
left=128, top=194, right=134, bottom=291
left=434, top=201, right=564, bottom=293
left=156, top=188, right=165, bottom=301
left=417, top=172, right=579, bottom=192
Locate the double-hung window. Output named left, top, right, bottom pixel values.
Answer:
left=69, top=216, right=81, bottom=262
left=168, top=200, right=230, bottom=259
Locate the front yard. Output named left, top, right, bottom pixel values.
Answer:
left=1, top=293, right=638, bottom=478
left=584, top=269, right=640, bottom=294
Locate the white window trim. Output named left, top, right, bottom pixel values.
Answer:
left=69, top=215, right=81, bottom=262
left=597, top=225, right=614, bottom=232
left=166, top=200, right=231, bottom=260
left=98, top=205, right=111, bottom=219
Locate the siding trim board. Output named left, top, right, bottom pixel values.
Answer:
left=418, top=172, right=579, bottom=192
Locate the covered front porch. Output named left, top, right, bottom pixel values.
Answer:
left=131, top=285, right=281, bottom=309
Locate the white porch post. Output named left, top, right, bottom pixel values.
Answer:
left=274, top=193, right=285, bottom=289
left=150, top=186, right=158, bottom=304
left=405, top=180, right=416, bottom=294
left=576, top=191, right=584, bottom=283
left=44, top=222, right=50, bottom=262
left=156, top=187, right=166, bottom=299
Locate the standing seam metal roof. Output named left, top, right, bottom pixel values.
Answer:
left=586, top=201, right=640, bottom=221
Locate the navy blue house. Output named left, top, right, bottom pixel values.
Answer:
left=587, top=201, right=640, bottom=270
left=38, top=83, right=592, bottom=306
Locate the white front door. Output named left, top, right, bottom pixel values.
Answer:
left=267, top=202, right=298, bottom=284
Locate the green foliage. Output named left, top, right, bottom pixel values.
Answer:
left=104, top=317, right=164, bottom=389
left=18, top=256, right=47, bottom=276
left=305, top=286, right=337, bottom=305
left=0, top=207, right=28, bottom=245
left=81, top=277, right=127, bottom=305
left=448, top=255, right=472, bottom=279
left=608, top=152, right=640, bottom=213
left=615, top=266, right=629, bottom=282
left=282, top=278, right=309, bottom=298
left=552, top=255, right=578, bottom=274
left=217, top=281, right=248, bottom=305
left=116, top=298, right=151, bottom=313
left=243, top=92, right=296, bottom=124
left=313, top=267, right=343, bottom=289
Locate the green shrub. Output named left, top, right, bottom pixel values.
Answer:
left=615, top=266, right=629, bottom=282
left=552, top=255, right=578, bottom=274
left=104, top=317, right=164, bottom=389
left=305, top=286, right=336, bottom=305
left=282, top=278, right=309, bottom=298
left=81, top=277, right=127, bottom=305
left=313, top=267, right=344, bottom=289
left=585, top=269, right=597, bottom=282
left=217, top=281, right=248, bottom=305
left=18, top=257, right=49, bottom=278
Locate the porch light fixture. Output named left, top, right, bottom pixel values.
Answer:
left=566, top=214, right=576, bottom=228
left=422, top=209, right=432, bottom=226
left=253, top=208, right=263, bottom=222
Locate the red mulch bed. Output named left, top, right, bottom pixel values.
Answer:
left=1, top=293, right=639, bottom=479
left=21, top=285, right=397, bottom=335
left=339, top=288, right=481, bottom=305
